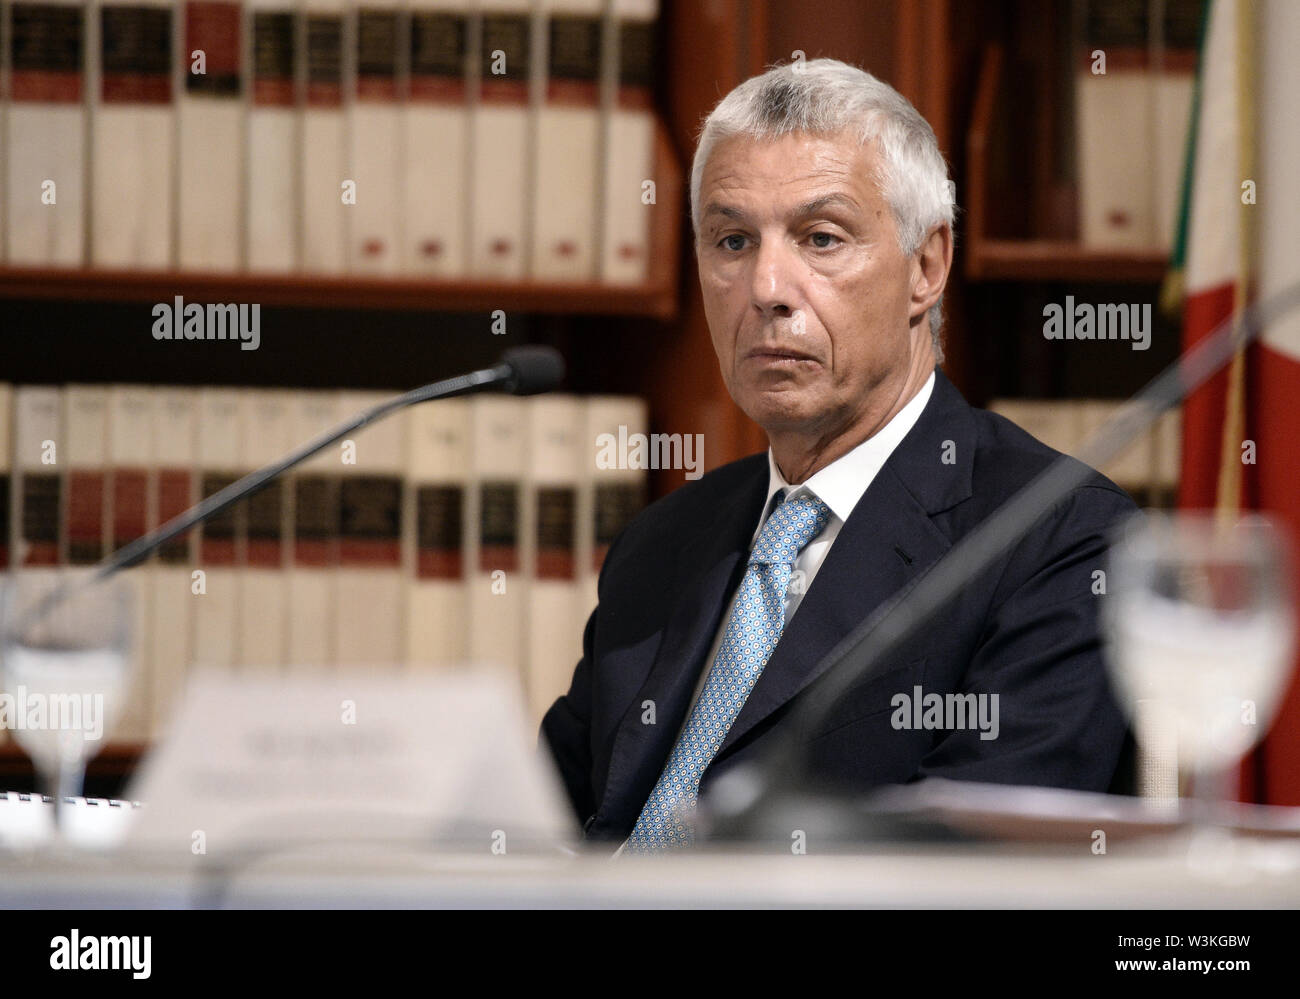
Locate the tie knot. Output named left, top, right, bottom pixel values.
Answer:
left=750, top=491, right=831, bottom=566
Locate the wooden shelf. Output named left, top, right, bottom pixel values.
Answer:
left=964, top=43, right=1169, bottom=285
left=0, top=267, right=677, bottom=317
left=0, top=123, right=683, bottom=320
left=969, top=239, right=1169, bottom=283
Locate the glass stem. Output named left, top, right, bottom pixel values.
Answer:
left=1190, top=763, right=1237, bottom=827
left=45, top=756, right=87, bottom=833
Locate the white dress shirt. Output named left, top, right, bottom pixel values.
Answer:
left=614, top=371, right=935, bottom=854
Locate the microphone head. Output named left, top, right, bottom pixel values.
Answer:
left=499, top=346, right=566, bottom=396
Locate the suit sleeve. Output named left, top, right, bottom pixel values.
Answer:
left=538, top=607, right=599, bottom=827
left=912, top=483, right=1136, bottom=792
left=538, top=525, right=632, bottom=828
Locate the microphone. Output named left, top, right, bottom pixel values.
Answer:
left=703, top=281, right=1300, bottom=845
left=497, top=345, right=566, bottom=396
left=71, top=346, right=563, bottom=590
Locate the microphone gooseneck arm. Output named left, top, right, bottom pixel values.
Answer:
left=19, top=347, right=563, bottom=630
left=97, top=363, right=500, bottom=583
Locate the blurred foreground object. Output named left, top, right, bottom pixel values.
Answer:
left=126, top=669, right=574, bottom=859
left=1, top=569, right=133, bottom=836
left=1103, top=512, right=1295, bottom=811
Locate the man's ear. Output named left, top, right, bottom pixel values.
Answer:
left=909, top=223, right=953, bottom=323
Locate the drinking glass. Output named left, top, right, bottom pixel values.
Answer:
left=0, top=569, right=133, bottom=833
left=1102, top=511, right=1295, bottom=827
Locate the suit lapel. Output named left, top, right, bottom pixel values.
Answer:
left=712, top=465, right=950, bottom=760
left=595, top=459, right=769, bottom=827
left=714, top=370, right=977, bottom=763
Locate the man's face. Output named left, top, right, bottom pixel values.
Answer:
left=696, top=131, right=932, bottom=441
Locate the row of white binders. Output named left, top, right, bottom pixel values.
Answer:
left=0, top=382, right=650, bottom=743
left=1073, top=0, right=1200, bottom=251
left=1, top=0, right=660, bottom=282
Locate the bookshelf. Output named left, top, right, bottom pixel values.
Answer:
left=0, top=0, right=1195, bottom=793
left=0, top=123, right=683, bottom=319
left=964, top=42, right=1169, bottom=285
left=0, top=0, right=966, bottom=793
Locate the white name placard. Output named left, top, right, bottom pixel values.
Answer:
left=126, top=669, right=574, bottom=859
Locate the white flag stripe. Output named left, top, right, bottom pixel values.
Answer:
left=1257, top=0, right=1300, bottom=360
left=1184, top=0, right=1242, bottom=296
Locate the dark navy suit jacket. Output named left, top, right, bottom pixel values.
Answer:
left=540, top=369, right=1137, bottom=843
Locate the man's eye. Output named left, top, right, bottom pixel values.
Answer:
left=719, top=234, right=749, bottom=251
left=809, top=232, right=840, bottom=249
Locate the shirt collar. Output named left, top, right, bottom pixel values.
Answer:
left=755, top=370, right=936, bottom=538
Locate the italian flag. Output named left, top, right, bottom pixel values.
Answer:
left=1168, top=0, right=1300, bottom=804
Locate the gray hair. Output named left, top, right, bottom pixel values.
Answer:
left=690, top=58, right=955, bottom=361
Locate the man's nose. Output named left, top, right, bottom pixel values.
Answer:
left=750, top=237, right=799, bottom=317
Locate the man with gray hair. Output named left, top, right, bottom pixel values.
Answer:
left=542, top=59, right=1135, bottom=853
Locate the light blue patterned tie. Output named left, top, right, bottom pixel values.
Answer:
left=625, top=490, right=831, bottom=852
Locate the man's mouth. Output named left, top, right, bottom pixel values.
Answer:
left=745, top=345, right=819, bottom=364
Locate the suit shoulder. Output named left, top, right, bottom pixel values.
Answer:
left=969, top=405, right=1135, bottom=512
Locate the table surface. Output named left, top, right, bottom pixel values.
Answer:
left=3, top=834, right=1299, bottom=909
left=5, top=789, right=1299, bottom=908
